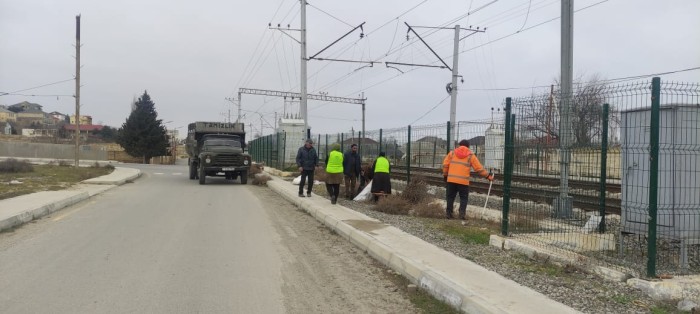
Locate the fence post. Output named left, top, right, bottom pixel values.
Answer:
left=502, top=98, right=513, bottom=236
left=407, top=125, right=411, bottom=183
left=359, top=131, right=363, bottom=159
left=536, top=145, right=541, bottom=177
left=432, top=139, right=437, bottom=168
left=446, top=121, right=451, bottom=154
left=283, top=132, right=287, bottom=169
left=379, top=129, right=383, bottom=157
left=647, top=77, right=661, bottom=278
left=599, top=103, right=609, bottom=233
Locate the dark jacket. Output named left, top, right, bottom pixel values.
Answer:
left=343, top=150, right=361, bottom=177
left=296, top=146, right=318, bottom=170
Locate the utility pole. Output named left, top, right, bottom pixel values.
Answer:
left=225, top=96, right=241, bottom=123
left=449, top=25, right=460, bottom=144
left=300, top=0, right=308, bottom=139
left=556, top=0, right=574, bottom=218
left=74, top=14, right=81, bottom=168
left=389, top=23, right=483, bottom=144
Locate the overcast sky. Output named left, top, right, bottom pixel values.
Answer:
left=1, top=0, right=698, bottom=137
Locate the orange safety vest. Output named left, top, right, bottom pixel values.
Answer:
left=442, top=146, right=487, bottom=185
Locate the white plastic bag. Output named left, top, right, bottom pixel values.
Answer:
left=353, top=180, right=373, bottom=201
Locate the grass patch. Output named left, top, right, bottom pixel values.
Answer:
left=382, top=268, right=459, bottom=314
left=610, top=294, right=632, bottom=305
left=0, top=164, right=113, bottom=200
left=441, top=224, right=492, bottom=245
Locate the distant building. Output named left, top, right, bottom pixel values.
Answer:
left=9, top=101, right=43, bottom=112
left=63, top=124, right=103, bottom=138
left=0, top=106, right=17, bottom=122
left=49, top=111, right=69, bottom=124
left=277, top=117, right=306, bottom=166
left=70, top=115, right=93, bottom=125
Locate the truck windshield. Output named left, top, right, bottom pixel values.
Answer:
left=203, top=140, right=241, bottom=148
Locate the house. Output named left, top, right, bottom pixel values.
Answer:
left=10, top=101, right=47, bottom=127
left=49, top=111, right=69, bottom=124
left=63, top=124, right=104, bottom=138
left=0, top=106, right=17, bottom=122
left=70, top=114, right=93, bottom=125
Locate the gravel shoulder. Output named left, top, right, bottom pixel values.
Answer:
left=255, top=187, right=422, bottom=314
left=330, top=193, right=682, bottom=314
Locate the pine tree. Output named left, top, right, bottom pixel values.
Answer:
left=116, top=91, right=168, bottom=163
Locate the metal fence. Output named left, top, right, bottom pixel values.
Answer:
left=502, top=78, right=700, bottom=277
left=247, top=76, right=700, bottom=277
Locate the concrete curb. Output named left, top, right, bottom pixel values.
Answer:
left=0, top=167, right=141, bottom=233
left=83, top=167, right=142, bottom=185
left=0, top=191, right=89, bottom=232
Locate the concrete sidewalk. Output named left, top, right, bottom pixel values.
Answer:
left=266, top=177, right=580, bottom=314
left=0, top=167, right=141, bottom=232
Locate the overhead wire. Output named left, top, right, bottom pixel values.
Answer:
left=308, top=3, right=354, bottom=28
left=0, top=78, right=75, bottom=96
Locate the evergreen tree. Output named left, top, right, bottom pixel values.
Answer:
left=116, top=91, right=168, bottom=163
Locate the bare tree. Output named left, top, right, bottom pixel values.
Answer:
left=519, top=74, right=619, bottom=146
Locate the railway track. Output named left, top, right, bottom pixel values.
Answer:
left=392, top=167, right=622, bottom=215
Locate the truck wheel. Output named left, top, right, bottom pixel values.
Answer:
left=240, top=171, right=248, bottom=184
left=198, top=166, right=206, bottom=185
left=189, top=163, right=197, bottom=180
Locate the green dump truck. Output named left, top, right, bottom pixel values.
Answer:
left=186, top=122, right=251, bottom=185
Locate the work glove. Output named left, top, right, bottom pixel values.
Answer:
left=487, top=173, right=494, bottom=182
left=298, top=167, right=303, bottom=172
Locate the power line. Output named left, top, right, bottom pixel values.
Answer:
left=410, top=94, right=451, bottom=125
left=308, top=3, right=354, bottom=28
left=458, top=66, right=700, bottom=91
left=0, top=78, right=75, bottom=96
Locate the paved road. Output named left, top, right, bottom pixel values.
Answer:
left=0, top=162, right=417, bottom=314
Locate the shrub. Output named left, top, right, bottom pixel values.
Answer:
left=410, top=201, right=446, bottom=218
left=313, top=166, right=327, bottom=182
left=374, top=194, right=411, bottom=215
left=249, top=163, right=264, bottom=177
left=0, top=159, right=34, bottom=173
left=252, top=173, right=272, bottom=186
left=400, top=176, right=431, bottom=204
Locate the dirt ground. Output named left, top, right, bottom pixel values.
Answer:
left=255, top=187, right=420, bottom=314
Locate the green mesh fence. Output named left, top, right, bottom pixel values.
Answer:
left=504, top=78, right=700, bottom=277
left=247, top=77, right=700, bottom=277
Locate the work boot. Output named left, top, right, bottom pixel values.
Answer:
left=298, top=193, right=305, bottom=197
left=331, top=195, right=337, bottom=204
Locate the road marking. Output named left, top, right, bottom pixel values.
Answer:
left=154, top=172, right=164, bottom=175
left=172, top=172, right=183, bottom=175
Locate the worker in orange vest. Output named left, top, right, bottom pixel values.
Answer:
left=442, top=139, right=494, bottom=220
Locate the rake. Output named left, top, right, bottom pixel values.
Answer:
left=480, top=171, right=494, bottom=220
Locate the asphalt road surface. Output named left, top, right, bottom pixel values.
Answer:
left=0, top=163, right=418, bottom=314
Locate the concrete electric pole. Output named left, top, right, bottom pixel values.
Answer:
left=300, top=0, right=308, bottom=139
left=556, top=0, right=574, bottom=217
left=74, top=14, right=81, bottom=168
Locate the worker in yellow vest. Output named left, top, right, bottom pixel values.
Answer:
left=370, top=152, right=392, bottom=201
left=325, top=143, right=344, bottom=204
left=442, top=139, right=493, bottom=220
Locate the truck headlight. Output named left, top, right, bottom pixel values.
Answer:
left=244, top=159, right=249, bottom=165
left=205, top=156, right=212, bottom=163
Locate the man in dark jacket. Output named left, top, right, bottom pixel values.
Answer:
left=342, top=144, right=361, bottom=199
left=296, top=139, right=318, bottom=197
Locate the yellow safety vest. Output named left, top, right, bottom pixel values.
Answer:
left=326, top=150, right=344, bottom=174
left=374, top=156, right=390, bottom=173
